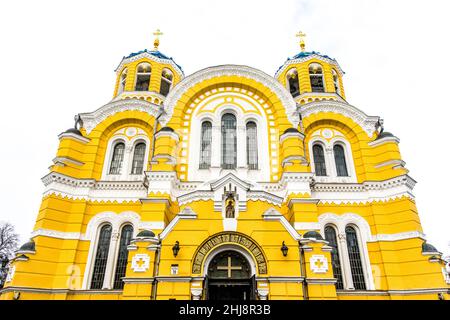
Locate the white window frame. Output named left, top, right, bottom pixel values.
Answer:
left=332, top=69, right=340, bottom=95
left=82, top=211, right=140, bottom=290
left=308, top=136, right=356, bottom=183
left=319, top=213, right=375, bottom=291
left=188, top=104, right=270, bottom=182
left=102, top=134, right=150, bottom=181
left=160, top=68, right=173, bottom=96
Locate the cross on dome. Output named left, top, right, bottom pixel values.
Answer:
left=296, top=30, right=307, bottom=52
left=153, top=28, right=163, bottom=50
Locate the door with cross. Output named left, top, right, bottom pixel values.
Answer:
left=207, top=250, right=253, bottom=300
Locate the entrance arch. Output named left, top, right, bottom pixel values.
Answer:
left=206, top=250, right=255, bottom=300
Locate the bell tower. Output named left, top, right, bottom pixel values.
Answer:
left=112, top=29, right=184, bottom=106
left=275, top=31, right=346, bottom=105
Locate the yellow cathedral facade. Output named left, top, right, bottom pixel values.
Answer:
left=1, top=31, right=449, bottom=300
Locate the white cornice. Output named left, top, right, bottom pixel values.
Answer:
left=58, top=132, right=90, bottom=144
left=162, top=65, right=298, bottom=126
left=79, top=99, right=160, bottom=135
left=275, top=53, right=345, bottom=78
left=368, top=135, right=400, bottom=147
left=300, top=100, right=380, bottom=137
left=42, top=172, right=146, bottom=202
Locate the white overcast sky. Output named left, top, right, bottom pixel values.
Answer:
left=0, top=0, right=449, bottom=256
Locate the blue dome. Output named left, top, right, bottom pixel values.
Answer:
left=123, top=49, right=183, bottom=73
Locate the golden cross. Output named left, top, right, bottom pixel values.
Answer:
left=314, top=259, right=324, bottom=269
left=153, top=28, right=163, bottom=50
left=296, top=31, right=307, bottom=52
left=217, top=256, right=242, bottom=278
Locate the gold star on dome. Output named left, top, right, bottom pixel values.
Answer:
left=296, top=31, right=306, bottom=52
left=153, top=28, right=163, bottom=50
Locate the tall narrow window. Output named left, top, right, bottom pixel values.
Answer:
left=309, top=63, right=325, bottom=92
left=324, top=226, right=344, bottom=289
left=246, top=121, right=258, bottom=170
left=313, top=144, right=327, bottom=176
left=345, top=226, right=366, bottom=290
left=221, top=113, right=237, bottom=169
left=160, top=69, right=173, bottom=96
left=332, top=69, right=340, bottom=95
left=199, top=121, right=212, bottom=169
left=135, top=63, right=151, bottom=91
left=90, top=224, right=112, bottom=289
left=109, top=142, right=125, bottom=175
left=131, top=143, right=146, bottom=174
left=333, top=144, right=348, bottom=176
left=118, top=68, right=127, bottom=94
left=287, top=68, right=300, bottom=97
left=113, top=225, right=134, bottom=289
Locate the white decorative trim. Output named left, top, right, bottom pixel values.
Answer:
left=131, top=254, right=150, bottom=272
left=115, top=51, right=184, bottom=77
left=159, top=207, right=198, bottom=240
left=369, top=231, right=426, bottom=242
left=138, top=221, right=165, bottom=230
left=368, top=135, right=400, bottom=147
left=300, top=100, right=380, bottom=137
left=279, top=131, right=305, bottom=144
left=262, top=208, right=301, bottom=241
left=52, top=156, right=84, bottom=167
left=310, top=255, right=329, bottom=273
left=79, top=99, right=160, bottom=135
left=42, top=172, right=147, bottom=203
left=58, top=132, right=90, bottom=144
left=31, top=229, right=82, bottom=240
left=155, top=130, right=179, bottom=142
left=374, top=159, right=406, bottom=169
left=163, top=65, right=298, bottom=126
left=312, top=174, right=416, bottom=204
left=294, top=222, right=321, bottom=230
left=275, top=53, right=344, bottom=78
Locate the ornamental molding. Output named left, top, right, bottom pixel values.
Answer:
left=84, top=211, right=141, bottom=240
left=115, top=51, right=184, bottom=77
left=131, top=254, right=150, bottom=272
left=31, top=228, right=82, bottom=240
left=300, top=100, right=380, bottom=137
left=279, top=131, right=305, bottom=144
left=163, top=65, right=298, bottom=126
left=275, top=53, right=345, bottom=78
left=154, top=130, right=179, bottom=142
left=318, top=213, right=426, bottom=243
left=57, top=132, right=90, bottom=144
left=5, top=265, right=15, bottom=283
left=309, top=255, right=329, bottom=274
left=368, top=135, right=400, bottom=147
left=42, top=172, right=147, bottom=202
left=79, top=99, right=160, bottom=135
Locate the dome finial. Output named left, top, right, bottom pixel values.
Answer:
left=153, top=28, right=163, bottom=50
left=296, top=30, right=307, bottom=52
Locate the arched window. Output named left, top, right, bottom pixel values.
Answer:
left=246, top=121, right=258, bottom=170
left=333, top=144, right=348, bottom=176
left=90, top=224, right=112, bottom=289
left=309, top=63, right=325, bottom=92
left=332, top=69, right=340, bottom=95
left=287, top=68, right=300, bottom=97
left=109, top=142, right=125, bottom=175
left=345, top=226, right=366, bottom=290
left=221, top=113, right=237, bottom=169
left=199, top=121, right=212, bottom=169
left=131, top=143, right=146, bottom=174
left=118, top=68, right=127, bottom=94
left=312, top=144, right=327, bottom=176
left=113, top=225, right=134, bottom=289
left=324, top=226, right=344, bottom=289
left=135, top=63, right=151, bottom=91
left=160, top=69, right=173, bottom=96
